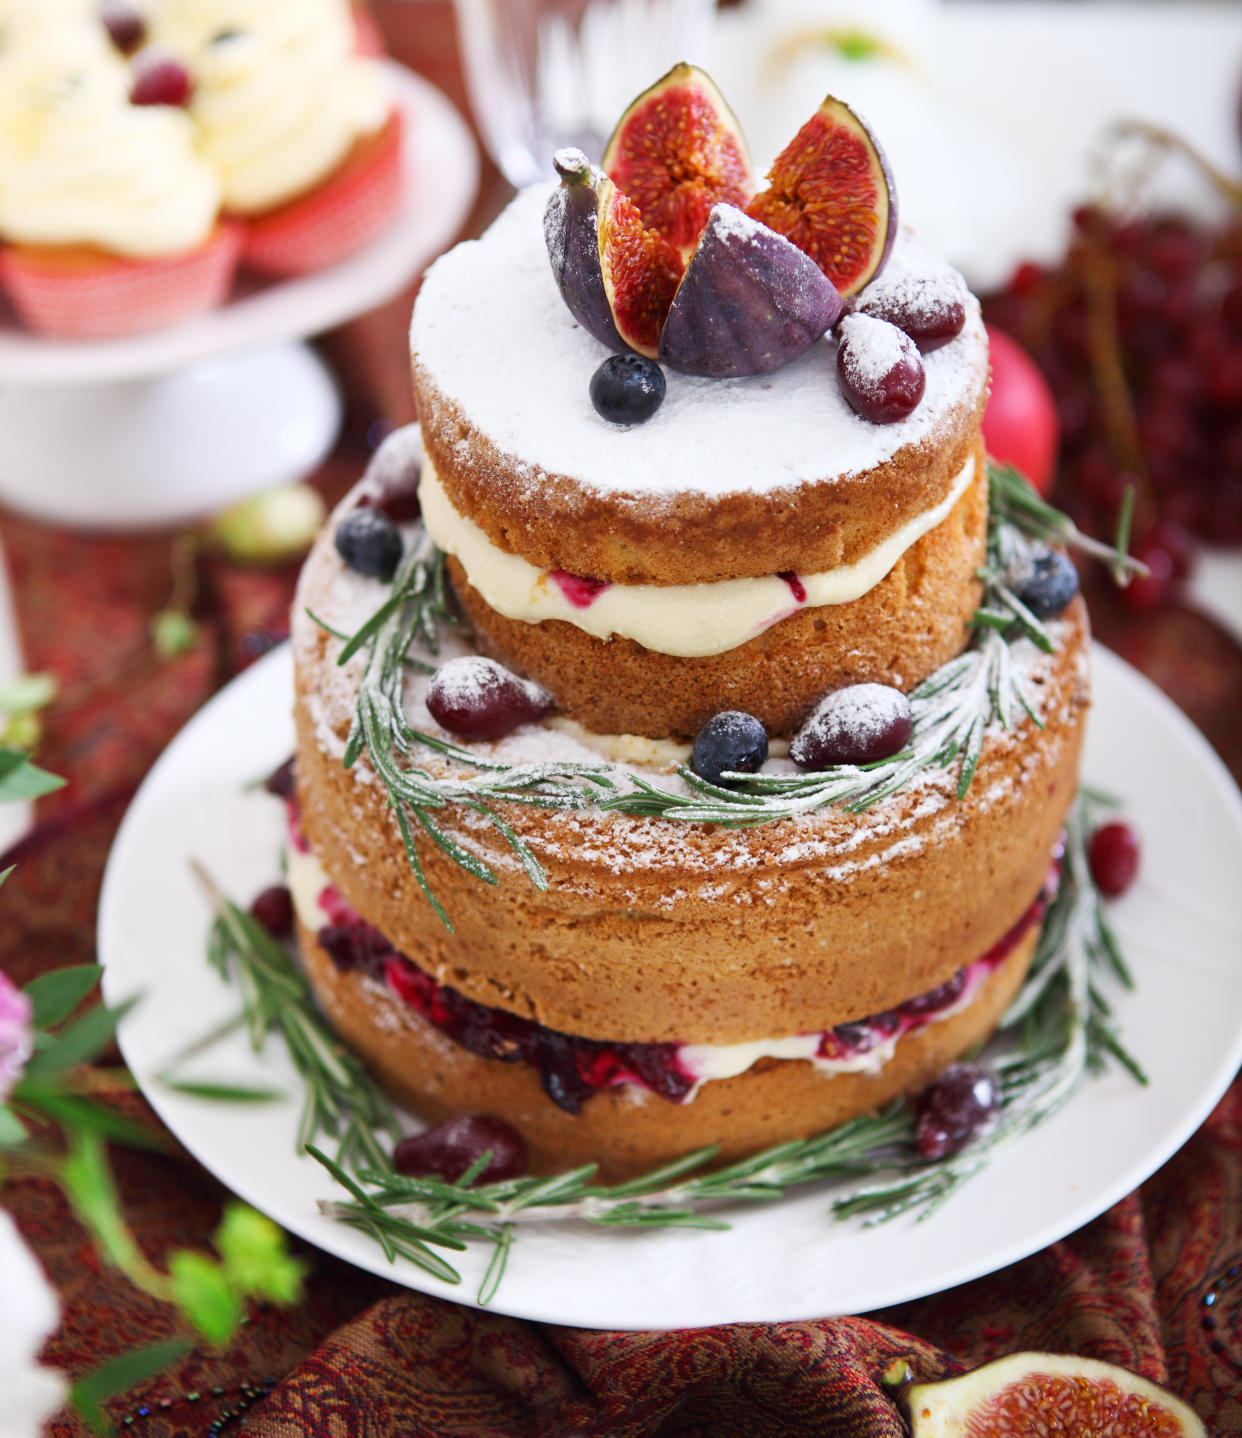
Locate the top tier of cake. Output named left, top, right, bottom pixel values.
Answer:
left=410, top=184, right=989, bottom=588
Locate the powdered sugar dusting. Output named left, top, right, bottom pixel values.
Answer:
left=410, top=187, right=986, bottom=502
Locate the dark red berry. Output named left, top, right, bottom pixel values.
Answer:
left=394, top=1114, right=528, bottom=1184
left=836, top=314, right=925, bottom=423
left=1088, top=821, right=1140, bottom=897
left=100, top=0, right=146, bottom=52
left=362, top=425, right=422, bottom=523
left=334, top=506, right=403, bottom=580
left=263, top=757, right=295, bottom=800
left=790, top=683, right=912, bottom=771
left=1120, top=538, right=1176, bottom=613
left=915, top=1062, right=1001, bottom=1160
left=129, top=49, right=192, bottom=106
left=690, top=711, right=768, bottom=787
left=426, top=657, right=551, bottom=740
left=249, top=885, right=293, bottom=939
left=855, top=275, right=967, bottom=352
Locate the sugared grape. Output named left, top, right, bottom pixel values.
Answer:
left=836, top=314, right=925, bottom=423
left=129, top=48, right=192, bottom=106
left=394, top=1114, right=528, bottom=1184
left=790, top=683, right=912, bottom=771
left=915, top=1062, right=1001, bottom=1160
left=426, top=657, right=551, bottom=740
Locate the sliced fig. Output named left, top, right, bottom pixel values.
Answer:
left=746, top=95, right=896, bottom=298
left=905, top=1352, right=1206, bottom=1438
left=544, top=147, right=629, bottom=352
left=602, top=62, right=754, bottom=257
left=597, top=175, right=684, bottom=358
left=545, top=148, right=683, bottom=357
left=659, top=204, right=841, bottom=377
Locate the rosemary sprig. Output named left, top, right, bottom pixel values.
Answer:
left=189, top=862, right=400, bottom=1176
left=327, top=465, right=1133, bottom=917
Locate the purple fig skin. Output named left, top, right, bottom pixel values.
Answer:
left=543, top=147, right=630, bottom=353
left=659, top=204, right=842, bottom=377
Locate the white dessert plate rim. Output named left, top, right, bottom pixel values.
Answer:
left=98, top=641, right=1242, bottom=1329
left=0, top=63, right=479, bottom=386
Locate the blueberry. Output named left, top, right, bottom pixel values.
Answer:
left=334, top=506, right=403, bottom=580
left=691, top=711, right=768, bottom=787
left=589, top=355, right=666, bottom=425
left=1015, top=548, right=1078, bottom=619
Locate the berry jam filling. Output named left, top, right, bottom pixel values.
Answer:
left=310, top=867, right=1056, bottom=1114
left=779, top=571, right=808, bottom=604
left=316, top=899, right=690, bottom=1115
left=549, top=571, right=611, bottom=608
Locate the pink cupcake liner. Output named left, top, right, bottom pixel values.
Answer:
left=0, top=222, right=243, bottom=340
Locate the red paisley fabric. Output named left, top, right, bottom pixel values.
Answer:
left=2, top=6, right=1240, bottom=1435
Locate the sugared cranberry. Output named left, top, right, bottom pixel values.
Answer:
left=1088, top=821, right=1141, bottom=897
left=249, top=885, right=293, bottom=939
left=394, top=1114, right=528, bottom=1184
left=790, top=683, right=912, bottom=771
left=361, top=425, right=422, bottom=524
left=836, top=313, right=925, bottom=424
left=1014, top=547, right=1079, bottom=620
left=129, top=49, right=192, bottom=106
left=854, top=276, right=966, bottom=352
left=426, top=656, right=551, bottom=741
left=589, top=355, right=666, bottom=425
left=100, top=0, right=146, bottom=52
left=914, top=1062, right=1001, bottom=1160
left=690, top=711, right=768, bottom=787
left=334, top=506, right=403, bottom=581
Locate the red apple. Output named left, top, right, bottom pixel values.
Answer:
left=982, top=324, right=1059, bottom=496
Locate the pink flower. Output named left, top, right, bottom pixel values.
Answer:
left=0, top=970, right=33, bottom=1099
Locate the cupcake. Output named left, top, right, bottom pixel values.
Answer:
left=151, top=0, right=401, bottom=278
left=0, top=37, right=235, bottom=339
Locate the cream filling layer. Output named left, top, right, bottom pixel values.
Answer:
left=419, top=454, right=975, bottom=659
left=285, top=841, right=978, bottom=1094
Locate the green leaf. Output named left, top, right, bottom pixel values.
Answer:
left=59, top=1130, right=167, bottom=1297
left=0, top=864, right=13, bottom=890
left=0, top=1102, right=27, bottom=1146
left=0, top=745, right=64, bottom=800
left=23, top=995, right=137, bottom=1078
left=214, top=1204, right=307, bottom=1305
left=168, top=1250, right=241, bottom=1345
left=160, top=1078, right=286, bottom=1103
left=70, top=1338, right=192, bottom=1431
left=13, top=1086, right=164, bottom=1151
left=24, top=964, right=102, bottom=1030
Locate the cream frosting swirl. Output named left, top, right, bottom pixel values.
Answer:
left=0, top=47, right=221, bottom=256
left=151, top=0, right=391, bottom=213
left=420, top=454, right=977, bottom=659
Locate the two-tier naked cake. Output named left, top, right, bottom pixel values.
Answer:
left=287, top=83, right=1089, bottom=1178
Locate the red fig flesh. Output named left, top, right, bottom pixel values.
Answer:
left=603, top=62, right=754, bottom=257
left=597, top=175, right=684, bottom=358
left=905, top=1352, right=1206, bottom=1438
left=659, top=203, right=841, bottom=377
left=747, top=95, right=896, bottom=297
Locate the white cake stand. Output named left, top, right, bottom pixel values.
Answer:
left=0, top=64, right=479, bottom=530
